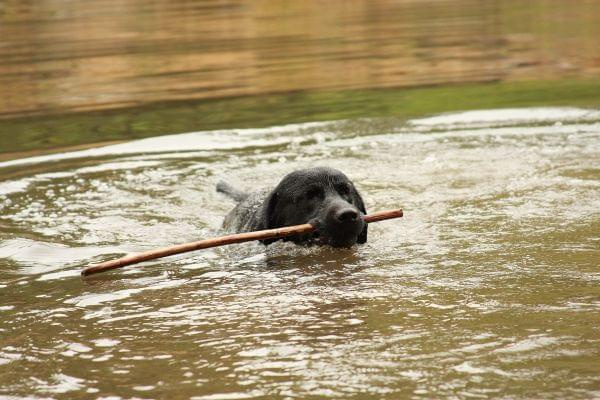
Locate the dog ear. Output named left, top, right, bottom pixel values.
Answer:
left=352, top=188, right=368, bottom=244
left=260, top=190, right=279, bottom=245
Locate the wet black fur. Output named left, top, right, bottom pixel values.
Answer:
left=217, top=167, right=367, bottom=247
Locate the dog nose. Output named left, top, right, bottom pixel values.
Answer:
left=336, top=208, right=359, bottom=223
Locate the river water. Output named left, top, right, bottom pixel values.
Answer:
left=1, top=107, right=599, bottom=398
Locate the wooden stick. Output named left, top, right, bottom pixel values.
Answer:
left=82, top=208, right=403, bottom=276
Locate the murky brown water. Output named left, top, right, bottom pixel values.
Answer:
left=1, top=0, right=599, bottom=118
left=1, top=107, right=599, bottom=398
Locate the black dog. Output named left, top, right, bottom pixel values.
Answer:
left=217, top=167, right=367, bottom=247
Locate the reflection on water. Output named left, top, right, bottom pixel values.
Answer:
left=1, top=0, right=599, bottom=118
left=1, top=107, right=599, bottom=398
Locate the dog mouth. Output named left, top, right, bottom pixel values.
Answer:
left=308, top=230, right=357, bottom=248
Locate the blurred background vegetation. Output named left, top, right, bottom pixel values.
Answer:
left=1, top=0, right=599, bottom=160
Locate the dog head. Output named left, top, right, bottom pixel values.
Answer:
left=261, top=167, right=367, bottom=247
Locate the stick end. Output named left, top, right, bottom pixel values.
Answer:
left=81, top=265, right=97, bottom=277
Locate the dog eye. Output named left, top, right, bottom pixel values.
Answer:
left=305, top=187, right=323, bottom=200
left=335, top=183, right=350, bottom=195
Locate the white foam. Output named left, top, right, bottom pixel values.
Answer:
left=0, top=121, right=332, bottom=170
left=409, top=107, right=600, bottom=127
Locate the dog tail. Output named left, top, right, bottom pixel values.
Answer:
left=216, top=181, right=248, bottom=202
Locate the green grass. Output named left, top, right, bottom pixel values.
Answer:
left=1, top=78, right=599, bottom=158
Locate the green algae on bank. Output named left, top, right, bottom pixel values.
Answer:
left=1, top=79, right=599, bottom=160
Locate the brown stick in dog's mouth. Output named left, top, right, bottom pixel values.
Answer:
left=81, top=208, right=403, bottom=277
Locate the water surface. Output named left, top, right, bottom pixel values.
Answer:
left=1, top=107, right=599, bottom=398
